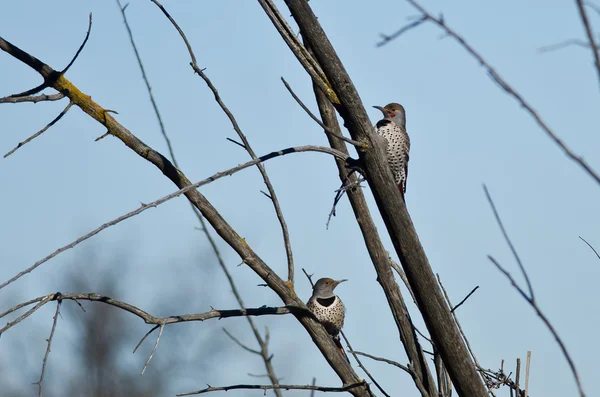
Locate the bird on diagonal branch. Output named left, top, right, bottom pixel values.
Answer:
left=307, top=278, right=348, bottom=357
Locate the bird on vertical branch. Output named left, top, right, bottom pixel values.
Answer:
left=373, top=103, right=410, bottom=196
left=307, top=278, right=348, bottom=359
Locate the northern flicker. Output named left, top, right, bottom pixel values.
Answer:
left=307, top=278, right=347, bottom=354
left=373, top=103, right=410, bottom=195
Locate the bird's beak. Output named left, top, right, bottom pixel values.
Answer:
left=373, top=105, right=386, bottom=116
left=334, top=279, right=348, bottom=287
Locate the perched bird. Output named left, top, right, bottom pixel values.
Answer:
left=307, top=278, right=347, bottom=354
left=373, top=102, right=410, bottom=195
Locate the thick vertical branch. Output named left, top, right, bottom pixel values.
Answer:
left=279, top=1, right=487, bottom=395
left=310, top=76, right=435, bottom=396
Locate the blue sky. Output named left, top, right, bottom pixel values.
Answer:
left=1, top=0, right=600, bottom=396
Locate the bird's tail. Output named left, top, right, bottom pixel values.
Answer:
left=334, top=335, right=351, bottom=363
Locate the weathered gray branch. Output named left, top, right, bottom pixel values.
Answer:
left=0, top=35, right=368, bottom=396
left=116, top=2, right=283, bottom=390
left=275, top=1, right=487, bottom=395
left=306, top=51, right=435, bottom=396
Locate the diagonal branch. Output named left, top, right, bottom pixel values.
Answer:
left=150, top=0, right=295, bottom=286
left=575, top=0, right=600, bottom=90
left=301, top=37, right=435, bottom=397
left=0, top=144, right=347, bottom=291
left=116, top=3, right=283, bottom=392
left=579, top=236, right=600, bottom=261
left=4, top=100, right=73, bottom=158
left=277, top=0, right=484, bottom=394
left=483, top=184, right=534, bottom=300
left=380, top=0, right=600, bottom=187
left=485, top=187, right=584, bottom=397
left=0, top=34, right=366, bottom=395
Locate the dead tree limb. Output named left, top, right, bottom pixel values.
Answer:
left=0, top=34, right=368, bottom=397
left=269, top=1, right=486, bottom=394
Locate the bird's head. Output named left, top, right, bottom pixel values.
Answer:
left=373, top=102, right=406, bottom=128
left=312, top=277, right=347, bottom=298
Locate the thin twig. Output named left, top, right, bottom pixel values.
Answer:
left=0, top=295, right=54, bottom=335
left=340, top=333, right=385, bottom=397
left=133, top=324, right=160, bottom=354
left=579, top=236, right=600, bottom=260
left=575, top=0, right=600, bottom=90
left=437, top=274, right=491, bottom=393
left=223, top=328, right=261, bottom=355
left=348, top=351, right=411, bottom=374
left=525, top=351, right=531, bottom=397
left=141, top=324, right=164, bottom=375
left=389, top=257, right=417, bottom=305
left=483, top=184, right=534, bottom=300
left=488, top=256, right=585, bottom=397
left=281, top=77, right=364, bottom=148
left=150, top=0, right=295, bottom=285
left=302, top=268, right=315, bottom=288
left=116, top=5, right=283, bottom=392
left=35, top=297, right=62, bottom=397
left=61, top=13, right=93, bottom=74
left=116, top=0, right=176, bottom=165
left=451, top=286, right=479, bottom=313
left=177, top=382, right=367, bottom=396
left=380, top=0, right=600, bottom=187
left=538, top=39, right=592, bottom=53
left=376, top=16, right=428, bottom=47
left=0, top=93, right=64, bottom=104
left=0, top=144, right=348, bottom=291
left=4, top=101, right=73, bottom=158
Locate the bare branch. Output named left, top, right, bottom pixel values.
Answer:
left=1, top=293, right=294, bottom=335
left=376, top=16, right=428, bottom=47
left=133, top=324, right=160, bottom=354
left=483, top=184, right=534, bottom=300
left=116, top=0, right=176, bottom=165
left=115, top=5, right=283, bottom=392
left=150, top=0, right=295, bottom=285
left=281, top=77, right=365, bottom=148
left=177, top=382, right=367, bottom=396
left=140, top=324, right=164, bottom=375
left=487, top=256, right=584, bottom=397
left=348, top=350, right=411, bottom=375
left=0, top=92, right=64, bottom=104
left=538, top=39, right=592, bottom=53
left=437, top=274, right=492, bottom=393
left=0, top=32, right=365, bottom=394
left=380, top=0, right=600, bottom=186
left=4, top=101, right=73, bottom=158
left=61, top=13, right=93, bottom=74
left=0, top=144, right=348, bottom=291
left=340, top=333, right=386, bottom=397
left=579, top=236, right=600, bottom=261
left=450, top=285, right=479, bottom=313
left=575, top=0, right=600, bottom=90
left=0, top=295, right=54, bottom=335
left=525, top=351, right=531, bottom=397
left=257, top=0, right=339, bottom=104
left=34, top=297, right=62, bottom=397
left=223, top=328, right=261, bottom=355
